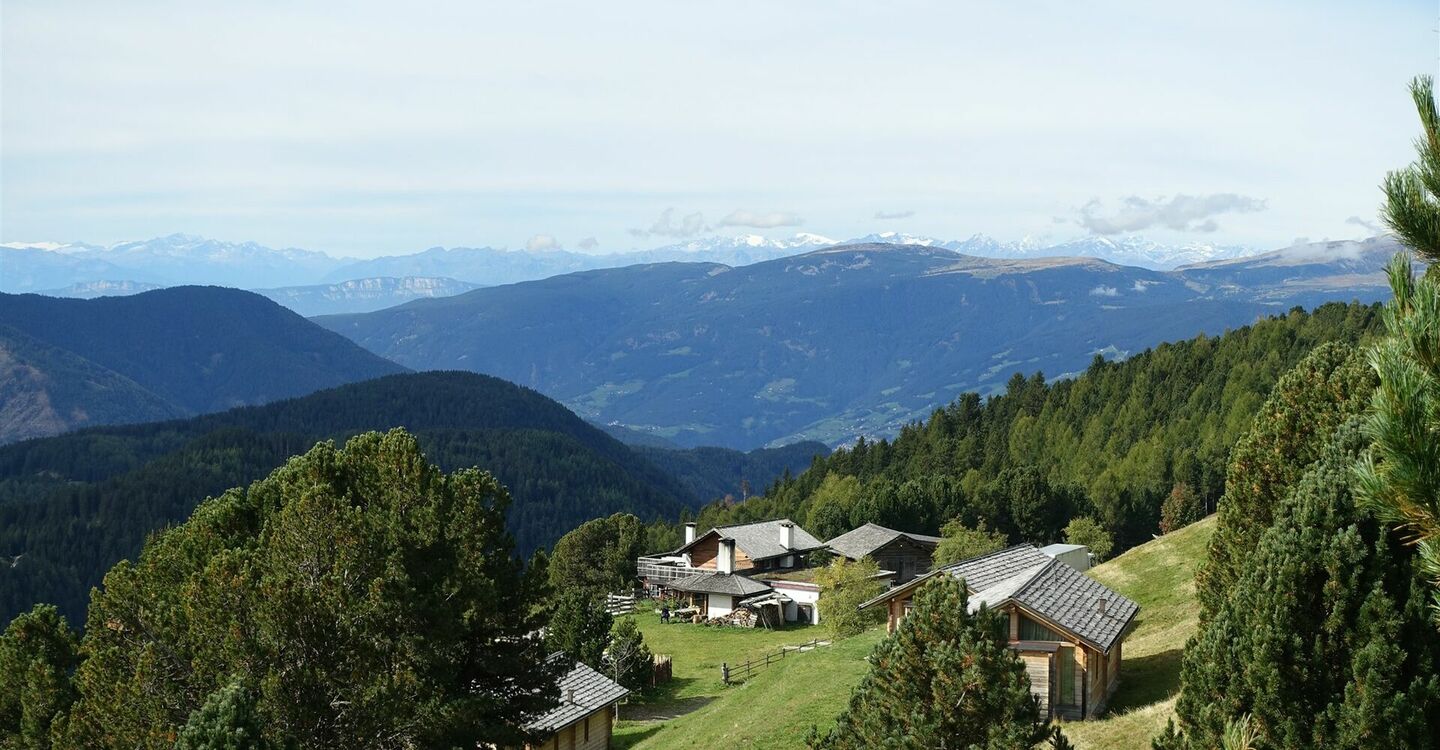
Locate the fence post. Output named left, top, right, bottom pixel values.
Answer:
left=722, top=662, right=730, bottom=684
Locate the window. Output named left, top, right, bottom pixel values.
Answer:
left=1018, top=614, right=1065, bottom=642
left=1056, top=645, right=1078, bottom=707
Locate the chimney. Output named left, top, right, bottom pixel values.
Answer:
left=718, top=539, right=735, bottom=574
left=779, top=521, right=794, bottom=550
left=1097, top=597, right=1108, bottom=616
left=564, top=687, right=575, bottom=705
left=684, top=523, right=697, bottom=545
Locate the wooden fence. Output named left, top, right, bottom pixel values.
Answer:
left=721, top=638, right=831, bottom=684
left=651, top=655, right=673, bottom=687
left=605, top=593, right=636, bottom=616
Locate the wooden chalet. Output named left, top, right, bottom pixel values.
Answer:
left=637, top=518, right=827, bottom=625
left=824, top=522, right=941, bottom=583
left=859, top=545, right=1139, bottom=719
left=519, top=655, right=629, bottom=750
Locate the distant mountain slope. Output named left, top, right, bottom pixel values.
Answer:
left=319, top=244, right=1293, bottom=448
left=322, top=234, right=838, bottom=286
left=634, top=441, right=830, bottom=503
left=1175, top=235, right=1407, bottom=305
left=0, top=287, right=407, bottom=441
left=0, top=325, right=185, bottom=443
left=0, top=371, right=698, bottom=625
left=252, top=276, right=483, bottom=316
left=321, top=240, right=1405, bottom=449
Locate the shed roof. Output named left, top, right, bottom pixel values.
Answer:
left=667, top=572, right=774, bottom=597
left=1040, top=543, right=1088, bottom=556
left=525, top=655, right=629, bottom=735
left=825, top=522, right=942, bottom=560
left=675, top=518, right=825, bottom=561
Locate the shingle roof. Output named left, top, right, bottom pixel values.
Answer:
left=667, top=572, right=774, bottom=597
left=941, top=544, right=1054, bottom=592
left=1009, top=559, right=1138, bottom=653
left=676, top=518, right=825, bottom=561
left=860, top=544, right=1139, bottom=653
left=825, top=522, right=941, bottom=560
left=525, top=656, right=629, bottom=734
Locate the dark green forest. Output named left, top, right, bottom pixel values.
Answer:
left=678, top=301, right=1385, bottom=552
left=0, top=371, right=703, bottom=625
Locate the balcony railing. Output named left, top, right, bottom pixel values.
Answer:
left=637, top=556, right=707, bottom=582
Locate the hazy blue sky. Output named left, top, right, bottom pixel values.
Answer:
left=2, top=1, right=1436, bottom=258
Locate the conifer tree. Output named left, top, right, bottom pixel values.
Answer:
left=1381, top=76, right=1440, bottom=263
left=0, top=604, right=79, bottom=750
left=546, top=590, right=613, bottom=669
left=1159, top=482, right=1205, bottom=534
left=1356, top=255, right=1440, bottom=625
left=604, top=617, right=653, bottom=692
left=56, top=430, right=564, bottom=750
left=1165, top=420, right=1440, bottom=749
left=173, top=681, right=269, bottom=750
left=1195, top=342, right=1376, bottom=617
left=808, top=576, right=1049, bottom=750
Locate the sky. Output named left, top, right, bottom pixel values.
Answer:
left=2, top=1, right=1437, bottom=259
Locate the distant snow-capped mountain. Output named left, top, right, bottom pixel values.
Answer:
left=1, top=234, right=349, bottom=290
left=844, top=231, right=1255, bottom=270
left=2, top=228, right=1260, bottom=296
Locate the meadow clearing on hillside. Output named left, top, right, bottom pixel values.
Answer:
left=614, top=516, right=1216, bottom=749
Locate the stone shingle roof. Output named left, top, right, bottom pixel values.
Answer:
left=1009, top=559, right=1138, bottom=653
left=942, top=544, right=1054, bottom=591
left=861, top=544, right=1138, bottom=653
left=525, top=655, right=629, bottom=734
left=825, top=522, right=941, bottom=560
left=677, top=518, right=824, bottom=561
left=667, top=572, right=774, bottom=597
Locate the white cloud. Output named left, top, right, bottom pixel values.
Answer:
left=526, top=234, right=560, bottom=251
left=718, top=210, right=803, bottom=229
left=577, top=236, right=599, bottom=250
left=635, top=208, right=706, bottom=238
left=874, top=210, right=914, bottom=220
left=1079, top=194, right=1266, bottom=235
left=1345, top=215, right=1383, bottom=234
left=1089, top=285, right=1120, bottom=297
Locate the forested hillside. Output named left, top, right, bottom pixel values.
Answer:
left=681, top=301, right=1384, bottom=551
left=0, top=287, right=407, bottom=441
left=0, top=372, right=698, bottom=625
left=632, top=441, right=828, bottom=504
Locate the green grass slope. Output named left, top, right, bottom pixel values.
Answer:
left=614, top=610, right=881, bottom=749
left=1062, top=515, right=1215, bottom=750
left=615, top=516, right=1215, bottom=749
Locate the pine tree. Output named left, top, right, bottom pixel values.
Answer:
left=1159, top=482, right=1205, bottom=534
left=1381, top=76, right=1440, bottom=263
left=1355, top=255, right=1440, bottom=625
left=57, top=429, right=565, bottom=750
left=809, top=576, right=1050, bottom=750
left=548, top=513, right=646, bottom=596
left=0, top=604, right=79, bottom=750
left=1196, top=342, right=1376, bottom=618
left=174, top=681, right=269, bottom=750
left=1168, top=420, right=1440, bottom=749
left=605, top=617, right=653, bottom=692
left=546, top=590, right=613, bottom=669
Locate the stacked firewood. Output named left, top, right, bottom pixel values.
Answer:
left=709, top=608, right=760, bottom=628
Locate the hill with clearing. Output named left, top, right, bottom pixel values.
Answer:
left=613, top=516, right=1215, bottom=749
